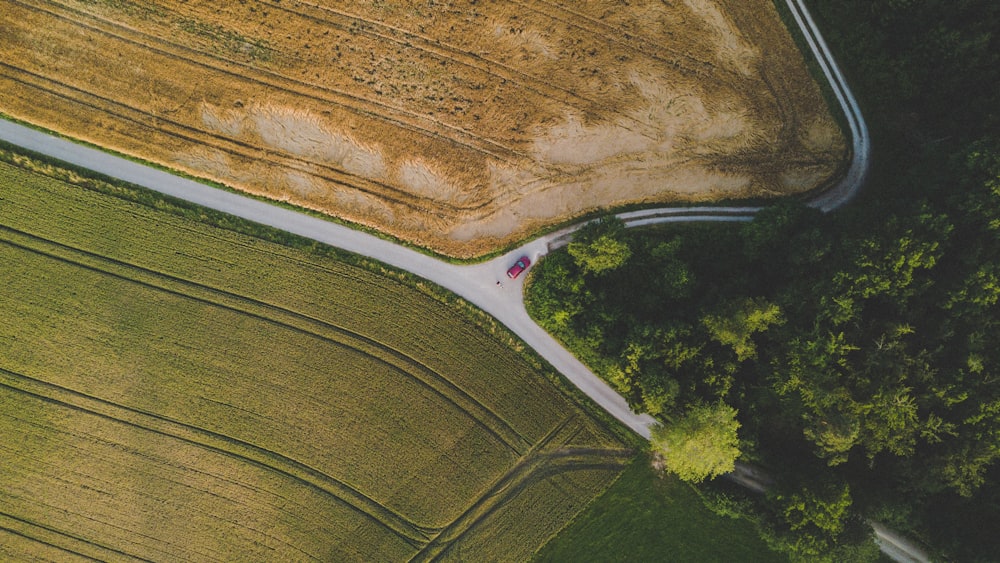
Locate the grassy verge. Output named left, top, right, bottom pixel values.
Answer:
left=533, top=453, right=786, bottom=562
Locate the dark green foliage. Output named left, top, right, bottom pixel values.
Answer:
left=767, top=481, right=858, bottom=561
left=567, top=218, right=632, bottom=275
left=651, top=402, right=742, bottom=483
left=528, top=0, right=1000, bottom=557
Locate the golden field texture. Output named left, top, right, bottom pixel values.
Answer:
left=0, top=0, right=846, bottom=256
left=0, top=155, right=632, bottom=561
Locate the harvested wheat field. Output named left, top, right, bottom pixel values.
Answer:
left=0, top=154, right=633, bottom=561
left=0, top=0, right=845, bottom=256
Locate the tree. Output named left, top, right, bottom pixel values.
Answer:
left=568, top=218, right=631, bottom=275
left=651, top=402, right=741, bottom=482
left=701, top=297, right=784, bottom=361
left=770, top=481, right=858, bottom=562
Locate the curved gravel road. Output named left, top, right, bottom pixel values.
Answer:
left=0, top=0, right=870, bottom=440
left=0, top=0, right=915, bottom=558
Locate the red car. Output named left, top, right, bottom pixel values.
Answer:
left=506, top=255, right=531, bottom=279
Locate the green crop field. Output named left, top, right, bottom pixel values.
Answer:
left=0, top=156, right=633, bottom=561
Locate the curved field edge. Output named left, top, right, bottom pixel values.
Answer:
left=0, top=150, right=636, bottom=559
left=0, top=111, right=770, bottom=264
left=0, top=2, right=844, bottom=258
left=0, top=140, right=637, bottom=447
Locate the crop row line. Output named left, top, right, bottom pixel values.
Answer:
left=261, top=0, right=659, bottom=139
left=26, top=0, right=528, bottom=165
left=1, top=441, right=241, bottom=563
left=0, top=224, right=532, bottom=456
left=0, top=510, right=142, bottom=563
left=1, top=405, right=311, bottom=562
left=0, top=367, right=429, bottom=551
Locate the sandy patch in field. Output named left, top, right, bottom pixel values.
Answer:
left=201, top=103, right=388, bottom=180
left=398, top=160, right=464, bottom=204
left=285, top=170, right=320, bottom=199
left=451, top=163, right=752, bottom=241
left=246, top=105, right=388, bottom=179
left=175, top=147, right=235, bottom=179
left=682, top=0, right=760, bottom=76
left=780, top=167, right=832, bottom=192
left=801, top=117, right=847, bottom=153
left=200, top=105, right=247, bottom=137
left=331, top=186, right=396, bottom=225
left=533, top=114, right=654, bottom=165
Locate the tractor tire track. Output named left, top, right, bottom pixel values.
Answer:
left=410, top=442, right=631, bottom=562
left=0, top=225, right=532, bottom=457
left=0, top=368, right=430, bottom=551
left=510, top=0, right=734, bottom=83
left=2, top=427, right=320, bottom=561
left=0, top=62, right=467, bottom=215
left=0, top=510, right=142, bottom=563
left=259, top=0, right=659, bottom=139
left=19, top=0, right=527, bottom=164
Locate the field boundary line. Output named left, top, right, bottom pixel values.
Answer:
left=0, top=224, right=532, bottom=456
left=0, top=365, right=433, bottom=549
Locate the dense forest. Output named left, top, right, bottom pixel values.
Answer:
left=526, top=1, right=1000, bottom=560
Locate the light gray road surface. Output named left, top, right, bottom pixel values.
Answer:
left=1, top=0, right=921, bottom=559
left=0, top=0, right=870, bottom=439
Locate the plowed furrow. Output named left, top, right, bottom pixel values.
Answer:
left=22, top=0, right=527, bottom=163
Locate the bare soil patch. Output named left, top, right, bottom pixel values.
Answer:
left=0, top=0, right=845, bottom=257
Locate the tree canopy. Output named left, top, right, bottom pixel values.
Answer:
left=526, top=0, right=1000, bottom=558
left=651, top=402, right=741, bottom=483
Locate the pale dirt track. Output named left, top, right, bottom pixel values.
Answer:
left=0, top=0, right=901, bottom=558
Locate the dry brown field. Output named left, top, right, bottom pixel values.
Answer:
left=0, top=0, right=845, bottom=256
